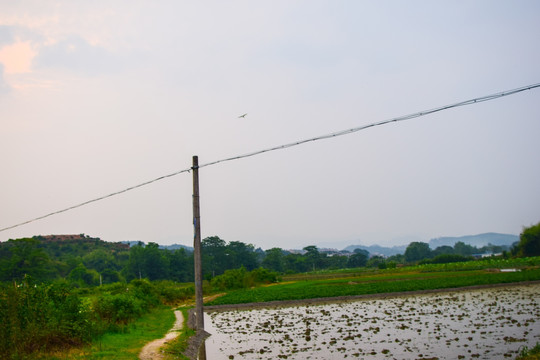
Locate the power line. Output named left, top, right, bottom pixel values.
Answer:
left=1, top=82, right=539, bottom=233
left=0, top=168, right=192, bottom=233
left=198, top=83, right=540, bottom=169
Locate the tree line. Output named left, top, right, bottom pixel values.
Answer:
left=0, top=221, right=539, bottom=285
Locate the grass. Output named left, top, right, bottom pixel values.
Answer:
left=163, top=307, right=195, bottom=360
left=517, top=343, right=540, bottom=360
left=49, top=305, right=175, bottom=360
left=207, top=267, right=540, bottom=305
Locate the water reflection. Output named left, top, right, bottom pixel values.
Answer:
left=203, top=284, right=540, bottom=359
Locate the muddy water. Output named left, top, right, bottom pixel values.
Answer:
left=203, top=284, right=540, bottom=359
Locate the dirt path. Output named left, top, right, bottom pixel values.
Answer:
left=138, top=295, right=224, bottom=360
left=139, top=310, right=183, bottom=360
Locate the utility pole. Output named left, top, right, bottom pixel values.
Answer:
left=192, top=156, right=204, bottom=330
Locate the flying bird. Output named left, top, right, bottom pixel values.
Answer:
left=238, top=113, right=247, bottom=118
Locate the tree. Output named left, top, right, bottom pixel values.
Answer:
left=166, top=248, right=193, bottom=282
left=262, top=248, right=285, bottom=272
left=432, top=245, right=454, bottom=257
left=68, top=263, right=99, bottom=286
left=227, top=241, right=258, bottom=271
left=143, top=242, right=169, bottom=280
left=125, top=243, right=145, bottom=280
left=202, top=236, right=228, bottom=277
left=515, top=222, right=540, bottom=257
left=101, top=268, right=122, bottom=283
left=453, top=241, right=476, bottom=256
left=347, top=249, right=369, bottom=268
left=284, top=253, right=309, bottom=273
left=83, top=249, right=116, bottom=273
left=366, top=255, right=386, bottom=268
left=404, top=242, right=432, bottom=263
left=0, top=238, right=53, bottom=281
left=303, top=246, right=321, bottom=271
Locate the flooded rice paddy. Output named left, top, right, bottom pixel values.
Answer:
left=203, top=283, right=540, bottom=359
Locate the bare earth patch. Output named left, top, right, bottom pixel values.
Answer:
left=139, top=310, right=183, bottom=360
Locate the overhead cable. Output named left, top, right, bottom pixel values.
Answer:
left=0, top=169, right=192, bottom=233
left=1, top=82, right=539, bottom=233
left=198, top=83, right=540, bottom=169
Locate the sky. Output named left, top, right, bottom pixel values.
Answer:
left=1, top=1, right=539, bottom=250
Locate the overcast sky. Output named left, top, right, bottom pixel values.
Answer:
left=1, top=1, right=539, bottom=250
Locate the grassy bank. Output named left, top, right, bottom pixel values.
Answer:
left=50, top=305, right=175, bottom=360
left=162, top=308, right=194, bottom=360
left=206, top=267, right=540, bottom=305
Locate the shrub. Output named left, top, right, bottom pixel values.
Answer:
left=155, top=280, right=195, bottom=304
left=419, top=254, right=473, bottom=265
left=0, top=280, right=93, bottom=358
left=250, top=267, right=281, bottom=284
left=211, top=267, right=249, bottom=290
left=93, top=293, right=144, bottom=325
left=211, top=267, right=281, bottom=291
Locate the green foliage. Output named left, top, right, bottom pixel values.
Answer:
left=202, top=236, right=259, bottom=278
left=366, top=255, right=386, bottom=268
left=515, top=222, right=540, bottom=257
left=0, top=238, right=55, bottom=281
left=154, top=280, right=194, bottom=305
left=163, top=308, right=194, bottom=360
left=68, top=263, right=99, bottom=286
left=262, top=247, right=286, bottom=272
left=516, top=342, right=540, bottom=360
left=0, top=280, right=93, bottom=358
left=210, top=267, right=281, bottom=291
left=250, top=267, right=281, bottom=284
left=404, top=241, right=432, bottom=263
left=419, top=254, right=473, bottom=265
left=0, top=232, right=526, bottom=286
left=0, top=278, right=195, bottom=359
left=453, top=241, right=476, bottom=256
left=68, top=305, right=176, bottom=360
left=93, top=293, right=145, bottom=325
left=347, top=249, right=368, bottom=268
left=211, top=267, right=250, bottom=290
left=207, top=266, right=540, bottom=306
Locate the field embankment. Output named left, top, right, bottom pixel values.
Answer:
left=206, top=262, right=540, bottom=306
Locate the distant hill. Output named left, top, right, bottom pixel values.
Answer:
left=342, top=233, right=519, bottom=256
left=343, top=244, right=407, bottom=257
left=429, top=233, right=518, bottom=249
left=120, top=241, right=193, bottom=252
left=160, top=244, right=193, bottom=252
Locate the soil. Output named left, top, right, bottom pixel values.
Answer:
left=138, top=294, right=224, bottom=360
left=139, top=310, right=183, bottom=360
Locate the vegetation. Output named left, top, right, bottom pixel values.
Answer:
left=207, top=267, right=540, bottom=306
left=0, top=280, right=93, bottom=358
left=0, top=278, right=192, bottom=359
left=514, top=222, right=540, bottom=257
left=163, top=308, right=194, bottom=360
left=1, top=228, right=529, bottom=287
left=0, top=222, right=538, bottom=358
left=63, top=305, right=175, bottom=360
left=517, top=343, right=540, bottom=360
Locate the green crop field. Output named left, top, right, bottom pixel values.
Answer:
left=206, top=266, right=540, bottom=306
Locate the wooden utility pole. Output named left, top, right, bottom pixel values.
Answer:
left=192, top=156, right=204, bottom=330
